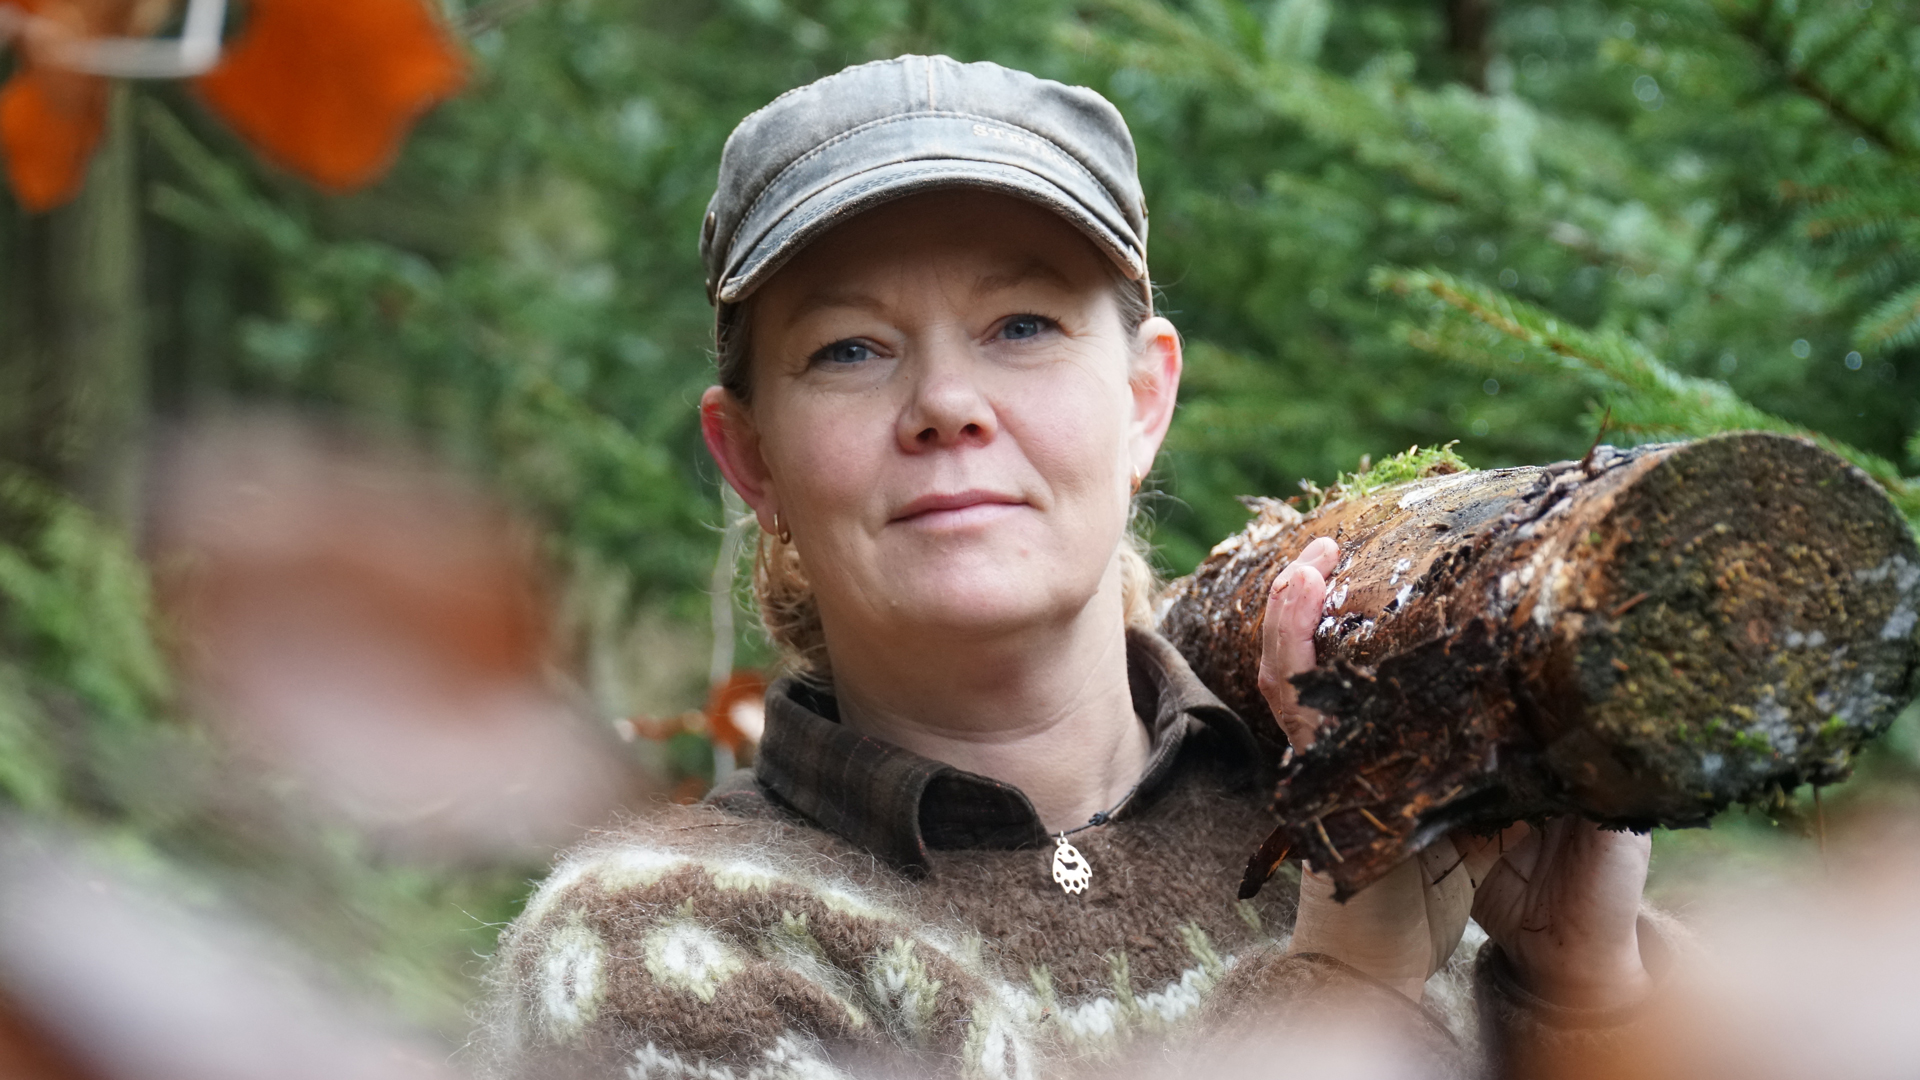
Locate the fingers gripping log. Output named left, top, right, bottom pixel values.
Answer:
left=1159, top=433, right=1920, bottom=900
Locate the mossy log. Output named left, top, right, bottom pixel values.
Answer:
left=1159, top=433, right=1920, bottom=899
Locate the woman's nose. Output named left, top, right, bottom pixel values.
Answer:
left=897, top=348, right=997, bottom=451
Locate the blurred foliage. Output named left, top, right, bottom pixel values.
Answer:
left=123, top=0, right=1920, bottom=582
left=0, top=468, right=168, bottom=815
left=2, top=0, right=1918, bottom=1049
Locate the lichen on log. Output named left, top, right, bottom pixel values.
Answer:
left=1158, top=433, right=1920, bottom=900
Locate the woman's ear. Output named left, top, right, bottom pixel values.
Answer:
left=1127, top=315, right=1183, bottom=480
left=701, top=386, right=779, bottom=530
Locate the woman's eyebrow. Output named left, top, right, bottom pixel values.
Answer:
left=972, top=259, right=1074, bottom=297
left=778, top=259, right=1075, bottom=326
left=782, top=288, right=890, bottom=326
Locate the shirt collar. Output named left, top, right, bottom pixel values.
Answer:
left=751, top=629, right=1260, bottom=875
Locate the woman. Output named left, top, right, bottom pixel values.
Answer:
left=483, top=56, right=1662, bottom=1080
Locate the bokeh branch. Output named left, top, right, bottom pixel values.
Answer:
left=1374, top=266, right=1919, bottom=523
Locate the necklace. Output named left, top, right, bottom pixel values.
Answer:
left=1049, top=780, right=1141, bottom=895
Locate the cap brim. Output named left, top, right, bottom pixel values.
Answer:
left=716, top=158, right=1146, bottom=306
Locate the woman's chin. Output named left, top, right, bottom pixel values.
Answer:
left=815, top=533, right=1119, bottom=641
left=875, top=572, right=1094, bottom=638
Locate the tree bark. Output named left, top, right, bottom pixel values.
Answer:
left=0, top=86, right=146, bottom=530
left=1159, top=433, right=1920, bottom=899
left=1445, top=0, right=1495, bottom=92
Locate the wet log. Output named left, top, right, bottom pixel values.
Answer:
left=1158, top=433, right=1920, bottom=899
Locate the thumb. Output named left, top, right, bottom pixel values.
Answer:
left=1258, top=561, right=1327, bottom=751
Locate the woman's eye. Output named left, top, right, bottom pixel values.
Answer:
left=1000, top=315, right=1055, bottom=341
left=812, top=340, right=875, bottom=366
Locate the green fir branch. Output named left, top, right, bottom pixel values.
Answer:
left=140, top=102, right=310, bottom=255
left=1716, top=0, right=1920, bottom=156
left=1373, top=267, right=1919, bottom=523
left=1063, top=0, right=1488, bottom=207
left=1067, top=0, right=1659, bottom=209
left=1856, top=279, right=1920, bottom=352
left=1798, top=175, right=1920, bottom=348
left=1071, top=0, right=1706, bottom=278
left=1794, top=178, right=1920, bottom=246
left=0, top=470, right=171, bottom=730
left=0, top=467, right=171, bottom=812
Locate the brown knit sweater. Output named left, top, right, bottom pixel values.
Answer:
left=478, top=633, right=1648, bottom=1079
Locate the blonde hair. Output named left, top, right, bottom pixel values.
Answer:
left=725, top=267, right=1162, bottom=681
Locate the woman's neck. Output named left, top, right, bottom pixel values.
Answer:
left=823, top=594, right=1150, bottom=834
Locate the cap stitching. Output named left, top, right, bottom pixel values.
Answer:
left=737, top=161, right=1141, bottom=272
left=732, top=110, right=1108, bottom=254
left=720, top=55, right=923, bottom=140
left=725, top=109, right=1122, bottom=276
left=720, top=161, right=1143, bottom=302
left=709, top=56, right=935, bottom=258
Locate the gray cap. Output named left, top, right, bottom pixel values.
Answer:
left=700, top=55, right=1148, bottom=308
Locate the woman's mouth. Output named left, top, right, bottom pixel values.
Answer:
left=890, top=490, right=1027, bottom=527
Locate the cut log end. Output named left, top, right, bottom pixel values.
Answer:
left=1162, top=433, right=1920, bottom=900
left=1568, top=433, right=1916, bottom=821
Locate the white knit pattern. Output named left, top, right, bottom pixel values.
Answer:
left=506, top=840, right=1349, bottom=1080
left=644, top=914, right=746, bottom=1003
left=627, top=1035, right=853, bottom=1080
left=538, top=918, right=606, bottom=1039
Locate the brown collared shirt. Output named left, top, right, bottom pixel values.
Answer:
left=710, top=629, right=1268, bottom=874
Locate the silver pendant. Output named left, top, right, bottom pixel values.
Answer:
left=1052, top=835, right=1091, bottom=894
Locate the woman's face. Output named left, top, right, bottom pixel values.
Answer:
left=702, top=190, right=1181, bottom=646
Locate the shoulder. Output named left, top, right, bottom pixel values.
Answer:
left=479, top=801, right=1034, bottom=1079
left=703, top=766, right=789, bottom=819
left=494, top=797, right=903, bottom=999
left=510, top=799, right=890, bottom=936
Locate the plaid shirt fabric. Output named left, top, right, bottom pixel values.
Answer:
left=742, top=629, right=1266, bottom=875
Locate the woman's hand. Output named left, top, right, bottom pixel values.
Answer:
left=1261, top=538, right=1474, bottom=998
left=1255, top=536, right=1343, bottom=756
left=1287, top=827, right=1506, bottom=1000
left=1467, top=817, right=1653, bottom=1010
left=1258, top=538, right=1653, bottom=1008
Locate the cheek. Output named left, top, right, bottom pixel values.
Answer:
left=1004, top=357, right=1135, bottom=496
left=757, top=393, right=886, bottom=522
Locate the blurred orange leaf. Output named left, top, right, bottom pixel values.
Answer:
left=0, top=63, right=106, bottom=211
left=194, top=0, right=466, bottom=191
left=0, top=0, right=169, bottom=211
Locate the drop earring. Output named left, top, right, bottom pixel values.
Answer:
left=772, top=511, right=793, bottom=545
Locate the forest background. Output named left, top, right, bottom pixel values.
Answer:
left=2, top=0, right=1918, bottom=1053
